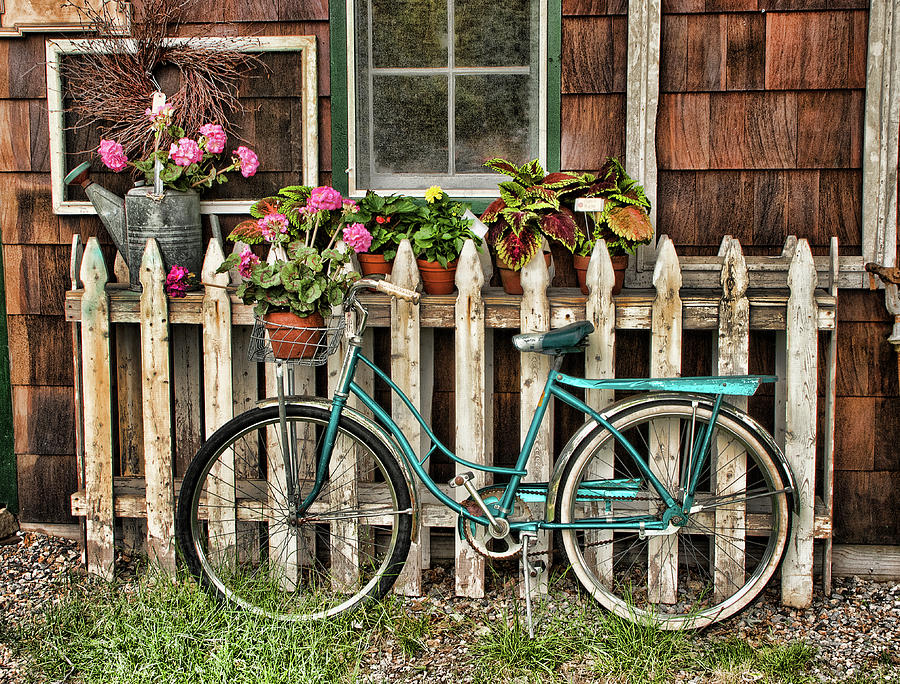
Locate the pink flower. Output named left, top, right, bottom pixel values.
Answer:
left=342, top=222, right=373, bottom=253
left=307, top=186, right=342, bottom=212
left=238, top=246, right=260, bottom=278
left=234, top=146, right=259, bottom=178
left=198, top=123, right=226, bottom=154
left=342, top=198, right=360, bottom=213
left=145, top=102, right=174, bottom=127
left=165, top=264, right=191, bottom=298
left=168, top=138, right=202, bottom=167
left=98, top=139, right=128, bottom=172
left=258, top=213, right=289, bottom=242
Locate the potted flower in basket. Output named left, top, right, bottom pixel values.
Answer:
left=411, top=186, right=481, bottom=295
left=480, top=158, right=584, bottom=294
left=343, top=191, right=426, bottom=278
left=217, top=185, right=362, bottom=359
left=570, top=158, right=654, bottom=295
left=65, top=96, right=259, bottom=292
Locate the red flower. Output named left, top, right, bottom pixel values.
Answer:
left=375, top=215, right=388, bottom=224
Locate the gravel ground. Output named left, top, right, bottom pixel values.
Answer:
left=1, top=532, right=899, bottom=683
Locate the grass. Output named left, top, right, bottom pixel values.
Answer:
left=5, top=565, right=826, bottom=684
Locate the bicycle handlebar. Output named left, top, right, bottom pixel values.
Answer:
left=347, top=278, right=420, bottom=304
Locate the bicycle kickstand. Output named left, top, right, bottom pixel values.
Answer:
left=520, top=532, right=546, bottom=639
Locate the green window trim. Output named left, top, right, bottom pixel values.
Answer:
left=0, top=241, right=16, bottom=514
left=329, top=0, right=561, bottom=208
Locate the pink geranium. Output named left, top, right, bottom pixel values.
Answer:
left=198, top=123, right=226, bottom=154
left=342, top=222, right=373, bottom=253
left=164, top=264, right=191, bottom=298
left=169, top=138, right=203, bottom=167
left=98, top=139, right=128, bottom=172
left=307, top=186, right=342, bottom=212
left=238, top=246, right=260, bottom=278
left=342, top=198, right=360, bottom=213
left=258, top=213, right=289, bottom=242
left=145, top=102, right=174, bottom=129
left=234, top=146, right=259, bottom=178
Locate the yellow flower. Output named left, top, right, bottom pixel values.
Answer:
left=425, top=185, right=443, bottom=203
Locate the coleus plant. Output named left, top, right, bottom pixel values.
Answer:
left=480, top=158, right=587, bottom=271
left=572, top=158, right=654, bottom=257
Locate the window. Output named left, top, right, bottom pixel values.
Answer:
left=333, top=0, right=560, bottom=198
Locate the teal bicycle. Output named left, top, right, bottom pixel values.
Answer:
left=176, top=278, right=796, bottom=630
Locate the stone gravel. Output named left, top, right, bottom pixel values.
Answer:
left=1, top=533, right=899, bottom=683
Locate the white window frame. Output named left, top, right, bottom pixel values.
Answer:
left=344, top=0, right=549, bottom=199
left=46, top=35, right=318, bottom=215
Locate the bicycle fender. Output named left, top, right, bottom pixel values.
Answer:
left=544, top=392, right=799, bottom=523
left=255, top=395, right=421, bottom=542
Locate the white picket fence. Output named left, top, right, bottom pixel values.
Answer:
left=65, top=233, right=839, bottom=607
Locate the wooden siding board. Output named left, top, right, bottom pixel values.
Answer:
left=660, top=14, right=688, bottom=92
left=835, top=321, right=875, bottom=396
left=0, top=100, right=32, bottom=172
left=3, top=35, right=46, bottom=99
left=833, top=396, right=875, bottom=471
left=561, top=94, right=625, bottom=170
left=656, top=93, right=711, bottom=169
left=797, top=91, right=854, bottom=168
left=710, top=92, right=797, bottom=169
left=657, top=171, right=698, bottom=245
left=661, top=14, right=726, bottom=92
left=7, top=315, right=73, bottom=386
left=874, top=397, right=900, bottom=472
left=833, top=471, right=900, bottom=544
left=12, top=385, right=74, bottom=456
left=276, top=0, right=329, bottom=22
left=319, top=97, right=332, bottom=173
left=765, top=11, right=851, bottom=90
left=725, top=13, right=765, bottom=90
left=848, top=10, right=868, bottom=88
left=838, top=290, right=892, bottom=323
left=785, top=171, right=821, bottom=245
left=561, top=16, right=627, bottom=93
left=16, top=454, right=77, bottom=523
left=752, top=171, right=788, bottom=247
left=696, top=171, right=755, bottom=246
left=0, top=174, right=60, bottom=245
left=28, top=100, right=50, bottom=174
left=819, top=170, right=862, bottom=251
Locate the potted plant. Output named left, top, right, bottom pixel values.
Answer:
left=343, top=191, right=426, bottom=278
left=65, top=96, right=259, bottom=291
left=411, top=186, right=481, bottom=295
left=218, top=185, right=361, bottom=359
left=480, top=158, right=584, bottom=294
left=570, top=158, right=654, bottom=295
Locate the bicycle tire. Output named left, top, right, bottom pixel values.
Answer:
left=556, top=397, right=791, bottom=630
left=176, top=404, right=413, bottom=620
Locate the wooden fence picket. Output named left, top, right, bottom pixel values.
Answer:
left=782, top=239, right=818, bottom=608
left=138, top=239, right=175, bottom=571
left=69, top=236, right=86, bottom=558
left=583, top=239, right=616, bottom=581
left=201, top=240, right=235, bottom=561
left=649, top=235, right=682, bottom=605
left=713, top=236, right=750, bottom=602
left=520, top=248, right=552, bottom=594
left=391, top=239, right=424, bottom=596
left=454, top=240, right=487, bottom=597
left=79, top=238, right=114, bottom=580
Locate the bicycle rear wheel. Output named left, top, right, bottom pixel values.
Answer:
left=557, top=397, right=791, bottom=629
left=176, top=404, right=412, bottom=620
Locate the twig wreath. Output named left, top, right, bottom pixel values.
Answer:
left=61, top=0, right=261, bottom=154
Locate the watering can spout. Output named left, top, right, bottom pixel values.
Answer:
left=64, top=161, right=127, bottom=258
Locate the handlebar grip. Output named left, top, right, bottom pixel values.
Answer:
left=374, top=279, right=420, bottom=304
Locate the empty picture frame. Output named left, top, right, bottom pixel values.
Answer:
left=46, top=35, right=318, bottom=215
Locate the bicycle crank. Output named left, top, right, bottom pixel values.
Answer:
left=454, top=484, right=532, bottom=560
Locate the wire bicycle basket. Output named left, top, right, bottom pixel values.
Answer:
left=249, top=312, right=346, bottom=366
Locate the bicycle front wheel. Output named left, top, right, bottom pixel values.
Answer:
left=176, top=404, right=413, bottom=620
left=557, top=398, right=791, bottom=629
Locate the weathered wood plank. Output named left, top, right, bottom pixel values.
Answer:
left=520, top=248, right=552, bottom=595
left=649, top=236, right=682, bottom=605
left=391, top=240, right=423, bottom=596
left=822, top=237, right=839, bottom=593
left=79, top=238, right=114, bottom=580
left=139, top=239, right=175, bottom=571
left=781, top=239, right=817, bottom=608
left=453, top=241, right=487, bottom=598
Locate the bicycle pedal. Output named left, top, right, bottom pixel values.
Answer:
left=528, top=560, right=546, bottom=577
left=449, top=471, right=475, bottom=488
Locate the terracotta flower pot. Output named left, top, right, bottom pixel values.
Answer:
left=573, top=254, right=628, bottom=295
left=496, top=252, right=552, bottom=295
left=263, top=311, right=325, bottom=360
left=416, top=258, right=458, bottom=295
left=357, top=253, right=393, bottom=278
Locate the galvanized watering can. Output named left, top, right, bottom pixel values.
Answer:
left=65, top=161, right=203, bottom=291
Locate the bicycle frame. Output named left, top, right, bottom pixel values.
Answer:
left=295, top=337, right=758, bottom=534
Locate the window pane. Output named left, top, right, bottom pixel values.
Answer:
left=370, top=0, right=447, bottom=69
left=370, top=76, right=449, bottom=177
left=455, top=0, right=532, bottom=67
left=455, top=75, right=533, bottom=174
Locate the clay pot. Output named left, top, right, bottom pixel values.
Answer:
left=263, top=311, right=325, bottom=359
left=573, top=254, right=628, bottom=295
left=496, top=252, right=553, bottom=295
left=357, top=253, right=393, bottom=278
left=416, top=258, right=458, bottom=295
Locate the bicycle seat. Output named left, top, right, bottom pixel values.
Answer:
left=513, top=321, right=595, bottom=354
